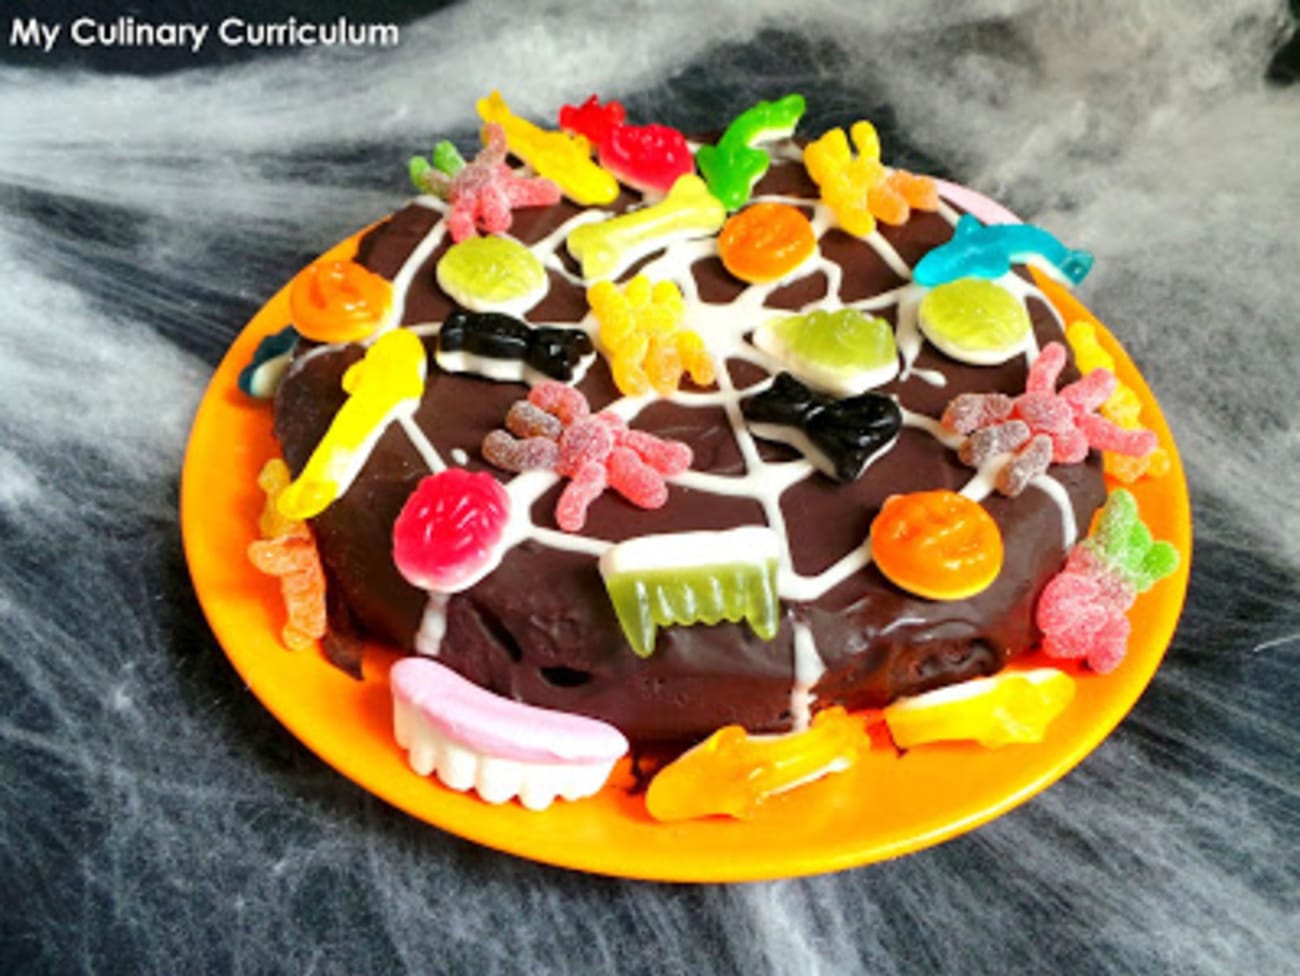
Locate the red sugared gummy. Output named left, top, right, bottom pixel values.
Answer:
left=1014, top=391, right=1074, bottom=434
left=606, top=446, right=668, bottom=509
left=556, top=417, right=615, bottom=477
left=392, top=469, right=511, bottom=592
left=1060, top=367, right=1116, bottom=415
left=941, top=392, right=1014, bottom=434
left=555, top=459, right=608, bottom=532
left=1025, top=341, right=1067, bottom=394
left=482, top=430, right=558, bottom=472
left=996, top=433, right=1052, bottom=495
left=1079, top=413, right=1158, bottom=456
left=959, top=419, right=1030, bottom=467
left=506, top=400, right=564, bottom=440
left=529, top=381, right=590, bottom=426
left=1037, top=557, right=1137, bottom=672
left=617, top=427, right=693, bottom=476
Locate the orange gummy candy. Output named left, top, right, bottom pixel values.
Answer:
left=644, top=706, right=865, bottom=821
left=288, top=259, right=392, bottom=344
left=248, top=532, right=327, bottom=650
left=717, top=202, right=817, bottom=284
left=870, top=490, right=1004, bottom=600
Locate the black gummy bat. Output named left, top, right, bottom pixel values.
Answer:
left=741, top=372, right=903, bottom=483
left=437, top=309, right=594, bottom=382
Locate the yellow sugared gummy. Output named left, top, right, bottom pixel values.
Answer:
left=588, top=275, right=712, bottom=396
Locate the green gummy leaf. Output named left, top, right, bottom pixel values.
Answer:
left=408, top=155, right=432, bottom=191
left=1132, top=541, right=1180, bottom=592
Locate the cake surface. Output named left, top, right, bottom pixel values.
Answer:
left=270, top=109, right=1108, bottom=746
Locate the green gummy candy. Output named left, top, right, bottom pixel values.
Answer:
left=918, top=277, right=1032, bottom=365
left=773, top=308, right=896, bottom=374
left=436, top=236, right=547, bottom=314
left=432, top=140, right=466, bottom=177
left=605, top=561, right=780, bottom=657
left=1087, top=489, right=1180, bottom=592
left=409, top=155, right=433, bottom=191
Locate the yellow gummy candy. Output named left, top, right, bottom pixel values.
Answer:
left=256, top=458, right=302, bottom=539
left=278, top=329, right=427, bottom=520
left=477, top=91, right=618, bottom=206
left=1066, top=321, right=1168, bottom=483
left=645, top=707, right=865, bottom=822
left=566, top=174, right=726, bottom=282
left=884, top=668, right=1076, bottom=749
left=803, top=122, right=887, bottom=238
left=589, top=275, right=711, bottom=396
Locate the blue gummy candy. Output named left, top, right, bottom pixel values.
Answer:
left=237, top=325, right=298, bottom=398
left=913, top=214, right=1094, bottom=287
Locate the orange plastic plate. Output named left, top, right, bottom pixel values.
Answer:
left=181, top=239, right=1191, bottom=882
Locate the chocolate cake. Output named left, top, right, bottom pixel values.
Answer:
left=270, top=97, right=1109, bottom=747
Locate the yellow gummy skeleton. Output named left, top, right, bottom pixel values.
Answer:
left=883, top=668, right=1076, bottom=749
left=278, top=328, right=427, bottom=520
left=566, top=174, right=726, bottom=282
left=644, top=706, right=865, bottom=821
left=588, top=275, right=714, bottom=396
left=1065, top=321, right=1170, bottom=483
left=803, top=121, right=887, bottom=237
left=477, top=90, right=619, bottom=206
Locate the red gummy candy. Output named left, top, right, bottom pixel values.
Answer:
left=1014, top=391, right=1074, bottom=434
left=482, top=430, right=559, bottom=472
left=1025, top=341, right=1067, bottom=394
left=959, top=419, right=1030, bottom=467
left=529, top=381, right=590, bottom=427
left=1037, top=557, right=1137, bottom=672
left=996, top=433, right=1053, bottom=495
left=617, top=427, right=693, bottom=476
left=559, top=95, right=627, bottom=146
left=1078, top=413, right=1158, bottom=456
left=942, top=393, right=1014, bottom=434
left=556, top=417, right=615, bottom=477
left=556, top=459, right=608, bottom=532
left=392, top=469, right=511, bottom=592
left=607, top=446, right=668, bottom=509
left=1060, top=367, right=1116, bottom=415
left=505, top=400, right=564, bottom=440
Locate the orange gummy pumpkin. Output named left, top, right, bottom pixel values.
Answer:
left=717, top=202, right=817, bottom=284
left=288, top=259, right=392, bottom=343
left=870, top=490, right=1003, bottom=600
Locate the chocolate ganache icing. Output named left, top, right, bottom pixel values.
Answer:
left=273, top=152, right=1105, bottom=744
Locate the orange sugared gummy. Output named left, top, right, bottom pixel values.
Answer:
left=717, top=202, right=817, bottom=284
left=288, top=259, right=392, bottom=344
left=870, top=490, right=1004, bottom=601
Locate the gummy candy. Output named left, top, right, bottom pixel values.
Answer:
left=410, top=122, right=561, bottom=243
left=1065, top=321, right=1169, bottom=483
left=587, top=275, right=715, bottom=396
left=913, top=214, right=1094, bottom=288
left=391, top=657, right=628, bottom=810
left=436, top=235, right=549, bottom=317
left=247, top=532, right=327, bottom=651
left=392, top=468, right=512, bottom=593
left=248, top=457, right=328, bottom=651
left=288, top=259, right=392, bottom=344
left=238, top=326, right=297, bottom=398
left=1037, top=489, right=1179, bottom=672
left=803, top=120, right=939, bottom=237
left=696, top=94, right=806, bottom=211
left=476, top=91, right=619, bottom=206
left=957, top=420, right=1031, bottom=468
left=436, top=308, right=594, bottom=384
left=506, top=400, right=564, bottom=440
left=644, top=706, right=864, bottom=821
left=255, top=458, right=300, bottom=540
left=598, top=527, right=782, bottom=657
left=884, top=668, right=1076, bottom=749
left=753, top=307, right=898, bottom=398
left=527, top=380, right=589, bottom=427
left=742, top=372, right=903, bottom=483
left=481, top=429, right=559, bottom=472
left=716, top=202, right=817, bottom=284
left=555, top=459, right=608, bottom=533
left=565, top=174, right=725, bottom=281
left=278, top=328, right=427, bottom=520
left=482, top=382, right=693, bottom=532
left=917, top=277, right=1033, bottom=366
left=870, top=490, right=1004, bottom=601
left=941, top=341, right=1156, bottom=496
left=559, top=95, right=694, bottom=195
